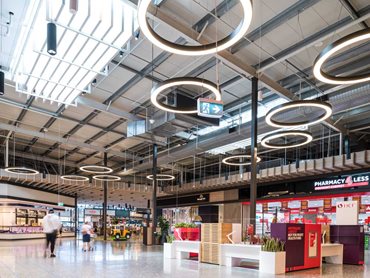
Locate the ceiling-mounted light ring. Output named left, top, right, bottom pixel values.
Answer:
left=146, top=174, right=175, bottom=181
left=79, top=165, right=113, bottom=174
left=93, top=175, right=121, bottom=182
left=313, top=28, right=370, bottom=84
left=4, top=167, right=40, bottom=175
left=222, top=155, right=261, bottom=166
left=138, top=0, right=253, bottom=56
left=61, top=175, right=89, bottom=182
left=265, top=100, right=332, bottom=128
left=151, top=77, right=221, bottom=114
left=261, top=131, right=313, bottom=149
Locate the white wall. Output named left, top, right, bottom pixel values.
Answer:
left=0, top=183, right=75, bottom=207
left=0, top=207, right=16, bottom=226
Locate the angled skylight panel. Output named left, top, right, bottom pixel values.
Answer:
left=10, top=0, right=137, bottom=106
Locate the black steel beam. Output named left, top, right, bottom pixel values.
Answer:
left=231, top=0, right=321, bottom=54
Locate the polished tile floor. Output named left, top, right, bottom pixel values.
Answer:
left=0, top=238, right=369, bottom=278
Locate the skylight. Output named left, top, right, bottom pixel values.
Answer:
left=9, top=0, right=137, bottom=106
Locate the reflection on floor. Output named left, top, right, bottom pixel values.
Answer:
left=0, top=239, right=369, bottom=278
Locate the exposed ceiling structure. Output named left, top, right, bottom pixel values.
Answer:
left=0, top=0, right=369, bottom=207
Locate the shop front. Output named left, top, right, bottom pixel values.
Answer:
left=0, top=183, right=76, bottom=240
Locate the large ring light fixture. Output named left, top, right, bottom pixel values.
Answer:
left=313, top=28, right=370, bottom=84
left=138, top=0, right=253, bottom=56
left=93, top=175, right=121, bottom=182
left=146, top=174, right=175, bottom=181
left=222, top=155, right=261, bottom=166
left=79, top=165, right=113, bottom=174
left=61, top=175, right=89, bottom=182
left=4, top=167, right=39, bottom=175
left=261, top=131, right=313, bottom=149
left=265, top=100, right=332, bottom=128
left=151, top=77, right=222, bottom=114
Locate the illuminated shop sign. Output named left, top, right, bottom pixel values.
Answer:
left=314, top=174, right=369, bottom=191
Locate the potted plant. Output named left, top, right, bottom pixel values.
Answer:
left=163, top=235, right=175, bottom=259
left=259, top=237, right=286, bottom=274
left=158, top=216, right=170, bottom=244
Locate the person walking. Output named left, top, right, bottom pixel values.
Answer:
left=81, top=221, right=92, bottom=252
left=42, top=209, right=61, bottom=258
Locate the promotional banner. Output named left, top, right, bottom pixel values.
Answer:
left=300, top=200, right=308, bottom=212
left=324, top=199, right=332, bottom=212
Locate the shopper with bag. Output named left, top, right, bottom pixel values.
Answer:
left=81, top=221, right=92, bottom=252
left=42, top=209, right=62, bottom=258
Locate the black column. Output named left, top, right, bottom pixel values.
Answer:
left=74, top=193, right=78, bottom=237
left=103, top=153, right=108, bottom=240
left=152, top=144, right=158, bottom=243
left=250, top=77, right=258, bottom=233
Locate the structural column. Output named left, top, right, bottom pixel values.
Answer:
left=152, top=144, right=158, bottom=243
left=74, top=193, right=78, bottom=237
left=250, top=77, right=258, bottom=234
left=103, top=152, right=108, bottom=240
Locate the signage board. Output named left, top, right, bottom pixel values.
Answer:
left=314, top=174, right=369, bottom=191
left=85, top=209, right=100, bottom=216
left=58, top=202, right=64, bottom=206
left=336, top=201, right=359, bottom=225
left=197, top=98, right=223, bottom=118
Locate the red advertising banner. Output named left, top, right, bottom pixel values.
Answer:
left=301, top=200, right=308, bottom=212
left=324, top=199, right=332, bottom=212
left=262, top=203, right=268, bottom=213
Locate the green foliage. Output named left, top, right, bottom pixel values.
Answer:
left=166, top=235, right=175, bottom=243
left=174, top=222, right=197, bottom=228
left=261, top=237, right=285, bottom=252
left=158, top=216, right=170, bottom=234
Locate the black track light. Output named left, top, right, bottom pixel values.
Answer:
left=0, top=71, right=4, bottom=96
left=134, top=30, right=140, bottom=40
left=47, top=22, right=57, bottom=55
left=119, top=50, right=124, bottom=58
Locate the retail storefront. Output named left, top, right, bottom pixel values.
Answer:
left=0, top=183, right=76, bottom=240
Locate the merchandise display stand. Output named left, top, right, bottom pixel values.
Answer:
left=271, top=223, right=321, bottom=272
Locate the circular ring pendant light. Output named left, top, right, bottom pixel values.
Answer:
left=261, top=131, right=313, bottom=149
left=146, top=174, right=175, bottom=181
left=93, top=175, right=121, bottom=182
left=137, top=0, right=253, bottom=56
left=151, top=77, right=221, bottom=114
left=313, top=28, right=370, bottom=84
left=61, top=175, right=89, bottom=182
left=4, top=167, right=39, bottom=175
left=222, top=155, right=261, bottom=166
left=79, top=165, right=113, bottom=174
left=265, top=100, right=332, bottom=128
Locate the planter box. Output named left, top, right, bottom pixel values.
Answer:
left=163, top=243, right=176, bottom=259
left=174, top=228, right=200, bottom=241
left=259, top=251, right=286, bottom=274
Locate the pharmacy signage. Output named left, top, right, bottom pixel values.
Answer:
left=314, top=174, right=369, bottom=191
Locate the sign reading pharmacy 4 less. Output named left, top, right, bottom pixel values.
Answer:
left=314, top=173, right=369, bottom=191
